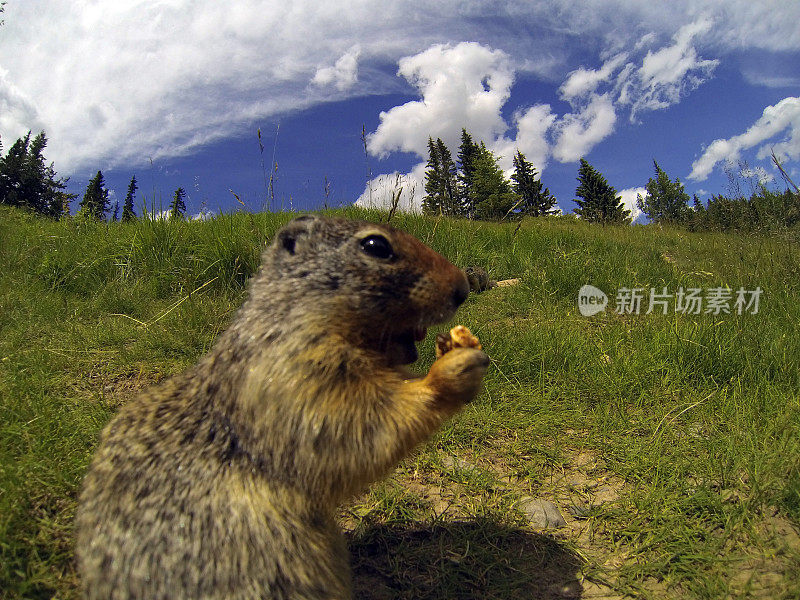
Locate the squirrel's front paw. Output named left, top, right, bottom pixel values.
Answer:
left=426, top=347, right=489, bottom=407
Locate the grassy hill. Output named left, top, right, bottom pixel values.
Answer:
left=1, top=205, right=798, bottom=599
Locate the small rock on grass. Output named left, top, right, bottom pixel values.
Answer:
left=518, top=496, right=567, bottom=529
left=440, top=455, right=476, bottom=472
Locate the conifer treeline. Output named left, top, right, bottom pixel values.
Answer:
left=0, top=130, right=187, bottom=221
left=635, top=159, right=800, bottom=232
left=1, top=128, right=798, bottom=232
left=422, top=129, right=557, bottom=219
left=0, top=132, right=75, bottom=218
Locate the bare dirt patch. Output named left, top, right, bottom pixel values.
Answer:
left=341, top=445, right=633, bottom=599
left=342, top=441, right=800, bottom=599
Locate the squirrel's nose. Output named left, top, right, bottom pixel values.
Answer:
left=453, top=276, right=469, bottom=307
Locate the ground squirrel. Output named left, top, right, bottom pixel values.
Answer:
left=464, top=265, right=496, bottom=293
left=75, top=215, right=489, bottom=599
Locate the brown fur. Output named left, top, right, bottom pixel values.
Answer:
left=465, top=265, right=496, bottom=293
left=75, top=215, right=488, bottom=599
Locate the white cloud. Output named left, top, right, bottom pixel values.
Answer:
left=552, top=94, right=617, bottom=163
left=0, top=67, right=40, bottom=135
left=629, top=18, right=719, bottom=119
left=559, top=53, right=628, bottom=101
left=618, top=187, right=646, bottom=222
left=2, top=1, right=355, bottom=173
left=367, top=42, right=513, bottom=159
left=355, top=165, right=425, bottom=212
left=355, top=42, right=619, bottom=211
left=192, top=208, right=215, bottom=221
left=639, top=19, right=715, bottom=87
left=355, top=27, right=717, bottom=210
left=635, top=33, right=658, bottom=51
left=491, top=104, right=556, bottom=173
left=704, top=0, right=800, bottom=51
left=689, top=96, right=800, bottom=180
left=311, top=45, right=361, bottom=91
left=357, top=44, right=558, bottom=211
left=551, top=18, right=720, bottom=128
left=509, top=104, right=556, bottom=169
left=1, top=1, right=798, bottom=183
left=741, top=65, right=800, bottom=89
left=358, top=43, right=557, bottom=211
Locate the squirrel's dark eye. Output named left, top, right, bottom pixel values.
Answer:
left=360, top=235, right=394, bottom=260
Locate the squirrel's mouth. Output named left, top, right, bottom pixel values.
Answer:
left=386, top=326, right=427, bottom=365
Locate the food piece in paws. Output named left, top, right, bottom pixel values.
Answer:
left=435, top=325, right=482, bottom=358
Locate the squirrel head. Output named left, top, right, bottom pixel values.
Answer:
left=262, top=215, right=469, bottom=365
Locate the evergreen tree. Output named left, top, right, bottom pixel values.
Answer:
left=0, top=131, right=74, bottom=217
left=422, top=138, right=459, bottom=216
left=121, top=175, right=137, bottom=222
left=422, top=137, right=443, bottom=215
left=511, top=150, right=557, bottom=216
left=170, top=187, right=187, bottom=219
left=23, top=132, right=49, bottom=213
left=637, top=161, right=690, bottom=224
left=46, top=186, right=76, bottom=219
left=31, top=132, right=74, bottom=218
left=573, top=159, right=631, bottom=225
left=456, top=128, right=480, bottom=217
left=436, top=138, right=459, bottom=216
left=0, top=132, right=32, bottom=208
left=79, top=171, right=110, bottom=220
left=471, top=143, right=518, bottom=220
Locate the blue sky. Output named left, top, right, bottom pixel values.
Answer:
left=1, top=1, right=799, bottom=221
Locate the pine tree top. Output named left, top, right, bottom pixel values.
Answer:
left=121, top=174, right=138, bottom=222
left=574, top=158, right=630, bottom=224
left=169, top=187, right=187, bottom=219
left=637, top=160, right=690, bottom=224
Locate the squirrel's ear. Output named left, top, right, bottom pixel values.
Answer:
left=275, top=215, right=318, bottom=256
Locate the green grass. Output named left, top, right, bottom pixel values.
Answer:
left=1, top=205, right=798, bottom=599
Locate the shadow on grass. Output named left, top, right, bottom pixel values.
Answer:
left=348, top=518, right=587, bottom=599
